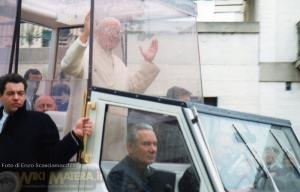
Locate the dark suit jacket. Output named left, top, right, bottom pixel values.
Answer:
left=0, top=104, right=82, bottom=192
left=107, top=156, right=176, bottom=192
left=178, top=165, right=200, bottom=192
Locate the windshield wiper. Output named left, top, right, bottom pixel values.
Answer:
left=270, top=129, right=300, bottom=175
left=232, top=124, right=280, bottom=192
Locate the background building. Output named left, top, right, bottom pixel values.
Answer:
left=196, top=0, right=300, bottom=138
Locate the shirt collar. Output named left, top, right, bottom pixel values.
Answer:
left=2, top=110, right=8, bottom=118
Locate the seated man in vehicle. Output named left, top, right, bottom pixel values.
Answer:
left=166, top=86, right=192, bottom=102
left=263, top=146, right=282, bottom=176
left=51, top=83, right=70, bottom=111
left=254, top=146, right=286, bottom=191
left=34, top=95, right=57, bottom=112
left=107, top=123, right=176, bottom=192
left=282, top=153, right=300, bottom=178
left=211, top=133, right=255, bottom=191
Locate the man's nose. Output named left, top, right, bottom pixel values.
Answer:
left=13, top=93, right=21, bottom=99
left=42, top=105, right=51, bottom=112
left=149, top=144, right=157, bottom=152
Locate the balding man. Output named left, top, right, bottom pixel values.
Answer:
left=34, top=95, right=57, bottom=112
left=61, top=13, right=160, bottom=92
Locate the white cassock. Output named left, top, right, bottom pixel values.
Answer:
left=61, top=38, right=160, bottom=160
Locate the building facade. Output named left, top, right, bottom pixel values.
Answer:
left=197, top=0, right=300, bottom=138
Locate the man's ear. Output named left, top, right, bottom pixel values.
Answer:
left=127, top=143, right=132, bottom=152
left=127, top=143, right=135, bottom=154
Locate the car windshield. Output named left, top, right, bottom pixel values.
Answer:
left=197, top=111, right=300, bottom=192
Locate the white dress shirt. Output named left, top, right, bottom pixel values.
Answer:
left=0, top=110, right=8, bottom=133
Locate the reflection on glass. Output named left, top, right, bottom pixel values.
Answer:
left=234, top=125, right=279, bottom=192
left=210, top=128, right=259, bottom=191
left=59, top=0, right=203, bottom=102
left=272, top=128, right=300, bottom=168
left=12, top=79, right=85, bottom=140
left=200, top=114, right=300, bottom=192
left=23, top=68, right=43, bottom=110
left=100, top=106, right=200, bottom=192
left=18, top=22, right=52, bottom=85
left=269, top=130, right=300, bottom=191
left=56, top=28, right=82, bottom=80
left=199, top=115, right=288, bottom=192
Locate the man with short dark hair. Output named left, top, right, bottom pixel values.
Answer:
left=23, top=68, right=42, bottom=110
left=0, top=73, right=93, bottom=192
left=166, top=86, right=192, bottom=102
left=107, top=123, right=175, bottom=192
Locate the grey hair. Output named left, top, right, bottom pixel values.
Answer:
left=127, top=123, right=154, bottom=144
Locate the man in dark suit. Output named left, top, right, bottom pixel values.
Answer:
left=23, top=68, right=42, bottom=110
left=0, top=73, right=93, bottom=192
left=107, top=123, right=175, bottom=192
left=178, top=165, right=200, bottom=192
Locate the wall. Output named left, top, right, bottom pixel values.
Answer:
left=198, top=22, right=260, bottom=114
left=260, top=82, right=300, bottom=138
left=196, top=0, right=300, bottom=139
left=255, top=0, right=300, bottom=138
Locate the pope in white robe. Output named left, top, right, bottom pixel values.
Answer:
left=61, top=14, right=160, bottom=160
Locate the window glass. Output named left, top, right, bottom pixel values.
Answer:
left=55, top=27, right=82, bottom=80
left=18, top=22, right=52, bottom=79
left=200, top=114, right=274, bottom=192
left=0, top=0, right=17, bottom=75
left=100, top=105, right=200, bottom=192
left=200, top=112, right=300, bottom=192
left=92, top=0, right=203, bottom=102
left=18, top=23, right=86, bottom=139
left=270, top=128, right=300, bottom=190
left=276, top=127, right=300, bottom=165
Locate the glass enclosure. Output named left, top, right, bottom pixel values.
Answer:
left=92, top=0, right=203, bottom=101
left=100, top=104, right=200, bottom=192
left=0, top=0, right=18, bottom=75
left=198, top=110, right=300, bottom=192
left=14, top=0, right=202, bottom=138
left=16, top=0, right=91, bottom=134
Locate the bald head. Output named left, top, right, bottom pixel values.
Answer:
left=95, top=17, right=122, bottom=50
left=97, top=17, right=121, bottom=30
left=34, top=95, right=57, bottom=112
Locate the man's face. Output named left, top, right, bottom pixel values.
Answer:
left=0, top=83, right=26, bottom=113
left=96, top=19, right=122, bottom=51
left=34, top=96, right=57, bottom=112
left=27, top=73, right=42, bottom=94
left=128, top=129, right=157, bottom=166
left=264, top=150, right=276, bottom=165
